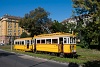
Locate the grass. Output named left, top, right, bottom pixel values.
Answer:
left=1, top=45, right=100, bottom=66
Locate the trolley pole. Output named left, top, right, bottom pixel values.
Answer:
left=10, top=36, right=12, bottom=51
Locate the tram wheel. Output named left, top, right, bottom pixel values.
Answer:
left=60, top=53, right=64, bottom=58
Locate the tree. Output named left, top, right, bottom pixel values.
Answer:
left=50, top=20, right=68, bottom=33
left=20, top=32, right=28, bottom=38
left=19, top=7, right=52, bottom=37
left=50, top=20, right=76, bottom=33
left=50, top=20, right=62, bottom=33
left=72, top=0, right=100, bottom=48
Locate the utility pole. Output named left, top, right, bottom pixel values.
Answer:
left=10, top=35, right=12, bottom=51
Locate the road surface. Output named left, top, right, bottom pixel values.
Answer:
left=0, top=49, right=79, bottom=67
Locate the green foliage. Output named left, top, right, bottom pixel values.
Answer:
left=19, top=7, right=52, bottom=37
left=72, top=0, right=100, bottom=49
left=50, top=20, right=67, bottom=33
left=50, top=20, right=63, bottom=33
left=50, top=20, right=76, bottom=33
left=20, top=32, right=28, bottom=38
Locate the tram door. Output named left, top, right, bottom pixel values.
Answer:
left=34, top=39, right=36, bottom=52
left=59, top=37, right=63, bottom=53
left=27, top=40, right=29, bottom=49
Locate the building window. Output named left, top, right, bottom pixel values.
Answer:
left=10, top=33, right=12, bottom=35
left=8, top=26, right=10, bottom=28
left=18, top=30, right=20, bottom=32
left=18, top=33, right=20, bottom=36
left=22, top=30, right=24, bottom=32
left=14, top=30, right=16, bottom=32
left=14, top=25, right=16, bottom=28
left=10, top=26, right=12, bottom=28
left=14, top=33, right=16, bottom=36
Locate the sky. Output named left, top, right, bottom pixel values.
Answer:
left=0, top=0, right=73, bottom=22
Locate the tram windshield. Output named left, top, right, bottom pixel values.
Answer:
left=63, top=37, right=76, bottom=44
left=70, top=37, right=76, bottom=44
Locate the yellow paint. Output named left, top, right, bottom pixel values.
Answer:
left=63, top=45, right=71, bottom=53
left=36, top=44, right=59, bottom=53
left=63, top=44, right=76, bottom=53
left=14, top=44, right=33, bottom=51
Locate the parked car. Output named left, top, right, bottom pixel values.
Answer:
left=0, top=43, right=4, bottom=46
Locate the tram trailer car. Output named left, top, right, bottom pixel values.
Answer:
left=14, top=37, right=34, bottom=51
left=33, top=32, right=76, bottom=57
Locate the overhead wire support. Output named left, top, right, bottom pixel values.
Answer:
left=41, top=24, right=51, bottom=34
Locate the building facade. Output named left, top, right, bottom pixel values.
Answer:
left=62, top=14, right=92, bottom=26
left=0, top=15, right=25, bottom=44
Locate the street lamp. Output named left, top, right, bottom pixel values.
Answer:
left=9, top=35, right=12, bottom=51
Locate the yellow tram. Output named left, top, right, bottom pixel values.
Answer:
left=33, top=32, right=76, bottom=57
left=14, top=32, right=76, bottom=57
left=14, top=37, right=34, bottom=51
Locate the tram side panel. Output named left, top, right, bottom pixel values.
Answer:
left=63, top=44, right=76, bottom=54
left=14, top=41, right=25, bottom=51
left=36, top=44, right=59, bottom=53
left=35, top=38, right=60, bottom=53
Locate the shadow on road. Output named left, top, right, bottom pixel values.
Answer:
left=29, top=61, right=46, bottom=67
left=0, top=52, right=15, bottom=57
left=68, top=62, right=79, bottom=67
left=29, top=56, right=56, bottom=67
left=83, top=60, right=100, bottom=67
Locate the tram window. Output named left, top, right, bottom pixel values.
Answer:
left=64, top=38, right=67, bottom=43
left=31, top=40, right=32, bottom=44
left=18, top=42, right=19, bottom=45
left=46, top=39, right=51, bottom=44
left=22, top=41, right=24, bottom=45
left=73, top=37, right=76, bottom=43
left=16, top=42, right=18, bottom=44
left=25, top=40, right=27, bottom=44
left=26, top=40, right=29, bottom=44
left=27, top=40, right=29, bottom=43
left=52, top=39, right=58, bottom=43
left=41, top=39, right=45, bottom=43
left=37, top=40, right=40, bottom=43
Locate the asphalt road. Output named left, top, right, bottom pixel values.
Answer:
left=0, top=49, right=67, bottom=67
left=0, top=49, right=80, bottom=67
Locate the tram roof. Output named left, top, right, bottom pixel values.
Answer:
left=14, top=37, right=33, bottom=41
left=34, top=32, right=76, bottom=38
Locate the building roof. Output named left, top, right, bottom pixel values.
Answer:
left=2, top=14, right=21, bottom=20
left=61, top=14, right=90, bottom=24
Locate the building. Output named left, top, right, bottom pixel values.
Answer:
left=62, top=14, right=92, bottom=26
left=0, top=14, right=25, bottom=44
